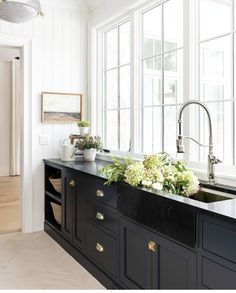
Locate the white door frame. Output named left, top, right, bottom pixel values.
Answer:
left=0, top=33, right=33, bottom=233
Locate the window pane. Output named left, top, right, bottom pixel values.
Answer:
left=164, top=50, right=183, bottom=104
left=142, top=107, right=153, bottom=153
left=120, top=110, right=130, bottom=151
left=106, top=69, right=118, bottom=109
left=143, top=76, right=153, bottom=106
left=164, top=0, right=183, bottom=51
left=143, top=73, right=161, bottom=107
left=164, top=106, right=178, bottom=156
left=200, top=0, right=232, bottom=40
left=120, top=65, right=130, bottom=108
left=200, top=36, right=231, bottom=102
left=153, top=107, right=162, bottom=153
left=164, top=79, right=177, bottom=104
left=143, top=5, right=162, bottom=58
left=201, top=83, right=224, bottom=102
left=120, top=22, right=130, bottom=65
left=106, top=111, right=118, bottom=150
left=189, top=104, right=201, bottom=162
left=199, top=102, right=233, bottom=164
left=106, top=28, right=118, bottom=69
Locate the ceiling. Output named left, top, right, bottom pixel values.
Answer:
left=83, top=0, right=105, bottom=12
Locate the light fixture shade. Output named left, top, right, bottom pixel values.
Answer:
left=0, top=0, right=43, bottom=23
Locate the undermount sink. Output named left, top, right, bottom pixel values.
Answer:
left=190, top=188, right=236, bottom=203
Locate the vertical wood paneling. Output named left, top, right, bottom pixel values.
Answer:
left=0, top=0, right=88, bottom=231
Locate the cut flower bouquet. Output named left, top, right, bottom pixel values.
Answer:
left=100, top=153, right=199, bottom=197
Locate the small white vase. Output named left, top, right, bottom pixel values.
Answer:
left=83, top=149, right=97, bottom=161
left=79, top=127, right=89, bottom=135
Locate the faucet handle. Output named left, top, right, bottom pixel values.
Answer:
left=210, top=155, right=222, bottom=165
left=176, top=136, right=185, bottom=153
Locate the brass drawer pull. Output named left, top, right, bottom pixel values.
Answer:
left=96, top=212, right=104, bottom=221
left=148, top=241, right=157, bottom=252
left=96, top=243, right=104, bottom=253
left=69, top=180, right=75, bottom=187
left=96, top=189, right=104, bottom=197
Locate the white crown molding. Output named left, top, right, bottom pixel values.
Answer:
left=89, top=0, right=148, bottom=25
left=40, top=0, right=89, bottom=12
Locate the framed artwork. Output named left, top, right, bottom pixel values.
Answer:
left=42, top=92, right=82, bottom=123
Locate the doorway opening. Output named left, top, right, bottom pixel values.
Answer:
left=0, top=46, right=21, bottom=234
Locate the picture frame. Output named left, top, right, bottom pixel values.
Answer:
left=42, top=92, right=82, bottom=123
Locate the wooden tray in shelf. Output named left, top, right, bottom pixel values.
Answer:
left=49, top=175, right=62, bottom=194
left=50, top=202, right=61, bottom=225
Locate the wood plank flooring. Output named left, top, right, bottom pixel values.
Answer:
left=0, top=176, right=20, bottom=234
left=0, top=231, right=105, bottom=289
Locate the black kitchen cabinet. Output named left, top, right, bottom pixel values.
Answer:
left=62, top=171, right=85, bottom=249
left=44, top=160, right=236, bottom=290
left=198, top=214, right=236, bottom=289
left=120, top=217, right=153, bottom=289
left=120, top=217, right=197, bottom=289
left=152, top=233, right=197, bottom=289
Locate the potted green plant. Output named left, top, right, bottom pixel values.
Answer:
left=75, top=135, right=103, bottom=161
left=77, top=120, right=90, bottom=135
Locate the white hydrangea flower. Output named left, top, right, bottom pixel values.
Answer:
left=152, top=182, right=163, bottom=191
left=125, top=162, right=145, bottom=187
left=141, top=180, right=153, bottom=188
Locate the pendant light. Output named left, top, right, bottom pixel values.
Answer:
left=0, top=0, right=43, bottom=23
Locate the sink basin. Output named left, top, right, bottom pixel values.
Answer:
left=190, top=188, right=236, bottom=203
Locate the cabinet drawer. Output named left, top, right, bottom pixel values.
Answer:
left=86, top=201, right=118, bottom=234
left=201, top=216, right=236, bottom=263
left=202, top=257, right=236, bottom=289
left=86, top=222, right=117, bottom=278
left=88, top=179, right=118, bottom=208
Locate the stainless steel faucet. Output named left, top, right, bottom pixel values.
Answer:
left=176, top=100, right=222, bottom=184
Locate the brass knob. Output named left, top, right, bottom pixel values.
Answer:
left=96, top=243, right=104, bottom=253
left=96, top=212, right=104, bottom=221
left=69, top=180, right=75, bottom=187
left=96, top=189, right=104, bottom=197
left=148, top=241, right=157, bottom=252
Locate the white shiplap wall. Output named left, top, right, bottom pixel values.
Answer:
left=0, top=0, right=89, bottom=231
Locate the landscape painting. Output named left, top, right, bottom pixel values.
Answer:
left=42, top=92, right=82, bottom=123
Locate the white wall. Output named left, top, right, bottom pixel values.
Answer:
left=0, top=60, right=11, bottom=176
left=0, top=47, right=19, bottom=61
left=0, top=48, right=20, bottom=177
left=0, top=0, right=89, bottom=231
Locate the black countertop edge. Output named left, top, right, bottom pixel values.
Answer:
left=43, top=158, right=236, bottom=221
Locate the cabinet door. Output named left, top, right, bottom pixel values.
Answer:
left=61, top=172, right=75, bottom=240
left=120, top=218, right=153, bottom=289
left=152, top=234, right=197, bottom=289
left=73, top=175, right=86, bottom=250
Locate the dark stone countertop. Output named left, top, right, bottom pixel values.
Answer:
left=44, top=158, right=236, bottom=221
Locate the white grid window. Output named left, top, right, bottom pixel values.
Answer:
left=103, top=22, right=131, bottom=151
left=140, top=0, right=184, bottom=157
left=189, top=0, right=236, bottom=167
left=94, top=0, right=236, bottom=178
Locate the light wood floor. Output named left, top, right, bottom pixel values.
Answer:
left=0, top=231, right=105, bottom=289
left=0, top=176, right=20, bottom=234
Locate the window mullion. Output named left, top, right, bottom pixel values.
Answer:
left=161, top=3, right=165, bottom=153
left=103, top=33, right=107, bottom=146
left=118, top=26, right=121, bottom=151
left=232, top=0, right=235, bottom=165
